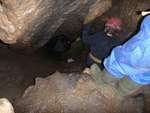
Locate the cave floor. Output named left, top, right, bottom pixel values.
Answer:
left=0, top=46, right=149, bottom=113
left=0, top=46, right=85, bottom=103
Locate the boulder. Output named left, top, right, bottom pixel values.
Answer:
left=0, top=0, right=112, bottom=49
left=15, top=72, right=146, bottom=113
left=15, top=72, right=119, bottom=113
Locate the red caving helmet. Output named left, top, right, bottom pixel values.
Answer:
left=105, top=17, right=123, bottom=32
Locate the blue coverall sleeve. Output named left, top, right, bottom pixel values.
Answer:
left=104, top=15, right=150, bottom=85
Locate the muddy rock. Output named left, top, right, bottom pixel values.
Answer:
left=0, top=0, right=111, bottom=49
left=15, top=72, right=145, bottom=113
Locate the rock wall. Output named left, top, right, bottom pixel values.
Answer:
left=0, top=0, right=112, bottom=49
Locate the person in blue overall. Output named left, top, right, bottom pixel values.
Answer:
left=81, top=17, right=124, bottom=72
left=89, top=13, right=150, bottom=102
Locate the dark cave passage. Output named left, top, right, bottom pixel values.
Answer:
left=0, top=42, right=86, bottom=101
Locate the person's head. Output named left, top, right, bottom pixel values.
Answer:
left=104, top=17, right=123, bottom=37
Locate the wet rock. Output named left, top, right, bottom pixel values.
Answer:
left=0, top=0, right=112, bottom=49
left=15, top=72, right=146, bottom=113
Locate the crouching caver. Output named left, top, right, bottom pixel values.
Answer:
left=86, top=13, right=150, bottom=112
left=81, top=17, right=124, bottom=73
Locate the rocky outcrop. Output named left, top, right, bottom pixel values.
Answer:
left=15, top=72, right=145, bottom=113
left=15, top=72, right=119, bottom=113
left=0, top=0, right=112, bottom=49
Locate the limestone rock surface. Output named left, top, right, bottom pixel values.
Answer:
left=0, top=0, right=112, bottom=49
left=15, top=72, right=119, bottom=113
left=15, top=72, right=147, bottom=113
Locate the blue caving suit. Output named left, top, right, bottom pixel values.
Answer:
left=81, top=23, right=122, bottom=69
left=104, top=15, right=150, bottom=85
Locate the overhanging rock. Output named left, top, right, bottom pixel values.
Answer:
left=0, top=0, right=112, bottom=49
